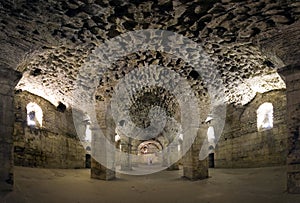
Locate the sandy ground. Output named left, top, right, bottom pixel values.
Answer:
left=1, top=166, right=300, bottom=203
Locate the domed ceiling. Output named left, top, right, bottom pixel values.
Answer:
left=1, top=0, right=299, bottom=108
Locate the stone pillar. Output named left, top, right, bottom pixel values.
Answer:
left=0, top=67, right=22, bottom=196
left=91, top=157, right=115, bottom=180
left=182, top=128, right=208, bottom=180
left=162, top=151, right=168, bottom=167
left=90, top=99, right=116, bottom=180
left=120, top=137, right=132, bottom=171
left=90, top=126, right=116, bottom=180
left=278, top=63, right=300, bottom=193
left=130, top=140, right=139, bottom=167
left=167, top=143, right=179, bottom=170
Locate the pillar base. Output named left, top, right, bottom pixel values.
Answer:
left=182, top=149, right=209, bottom=180
left=167, top=163, right=180, bottom=170
left=183, top=160, right=209, bottom=180
left=91, top=158, right=115, bottom=180
left=0, top=180, right=13, bottom=199
left=182, top=128, right=209, bottom=180
left=287, top=171, right=300, bottom=193
left=120, top=165, right=132, bottom=171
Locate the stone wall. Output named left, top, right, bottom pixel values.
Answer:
left=13, top=91, right=86, bottom=169
left=215, top=90, right=287, bottom=168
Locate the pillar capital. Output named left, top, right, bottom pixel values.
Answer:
left=278, top=63, right=300, bottom=81
left=0, top=67, right=22, bottom=85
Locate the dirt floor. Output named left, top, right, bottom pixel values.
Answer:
left=2, top=166, right=300, bottom=203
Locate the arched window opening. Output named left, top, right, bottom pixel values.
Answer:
left=26, top=102, right=43, bottom=127
left=138, top=140, right=163, bottom=165
left=85, top=154, right=91, bottom=168
left=83, top=114, right=91, bottom=142
left=86, top=146, right=91, bottom=151
left=138, top=141, right=162, bottom=155
left=115, top=134, right=121, bottom=142
left=257, top=102, right=273, bottom=131
left=178, top=133, right=183, bottom=152
left=85, top=124, right=92, bottom=142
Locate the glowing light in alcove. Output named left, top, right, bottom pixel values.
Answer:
left=26, top=102, right=43, bottom=127
left=179, top=133, right=183, bottom=141
left=115, top=134, right=120, bottom=142
left=82, top=114, right=92, bottom=142
left=85, top=124, right=92, bottom=142
left=257, top=102, right=273, bottom=131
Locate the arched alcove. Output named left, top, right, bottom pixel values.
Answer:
left=137, top=140, right=163, bottom=155
left=257, top=102, right=273, bottom=131
left=26, top=102, right=43, bottom=128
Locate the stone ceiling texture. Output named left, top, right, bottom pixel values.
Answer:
left=1, top=0, right=300, bottom=108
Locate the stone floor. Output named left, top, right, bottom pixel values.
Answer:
left=2, top=166, right=300, bottom=203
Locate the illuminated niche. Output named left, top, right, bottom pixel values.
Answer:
left=257, top=102, right=273, bottom=131
left=26, top=102, right=43, bottom=127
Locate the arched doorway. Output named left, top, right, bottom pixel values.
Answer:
left=85, top=154, right=91, bottom=168
left=137, top=140, right=163, bottom=166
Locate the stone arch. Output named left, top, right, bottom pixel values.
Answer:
left=136, top=140, right=163, bottom=165
left=255, top=22, right=300, bottom=67
left=137, top=140, right=163, bottom=154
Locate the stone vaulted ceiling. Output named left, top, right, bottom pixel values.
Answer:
left=1, top=0, right=300, bottom=108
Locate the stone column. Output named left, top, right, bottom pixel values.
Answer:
left=90, top=126, right=116, bottom=180
left=0, top=67, right=22, bottom=196
left=167, top=143, right=179, bottom=170
left=182, top=128, right=208, bottom=180
left=120, top=137, right=132, bottom=171
left=278, top=63, right=300, bottom=193
left=162, top=151, right=168, bottom=167
left=130, top=139, right=139, bottom=167
left=90, top=100, right=116, bottom=180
